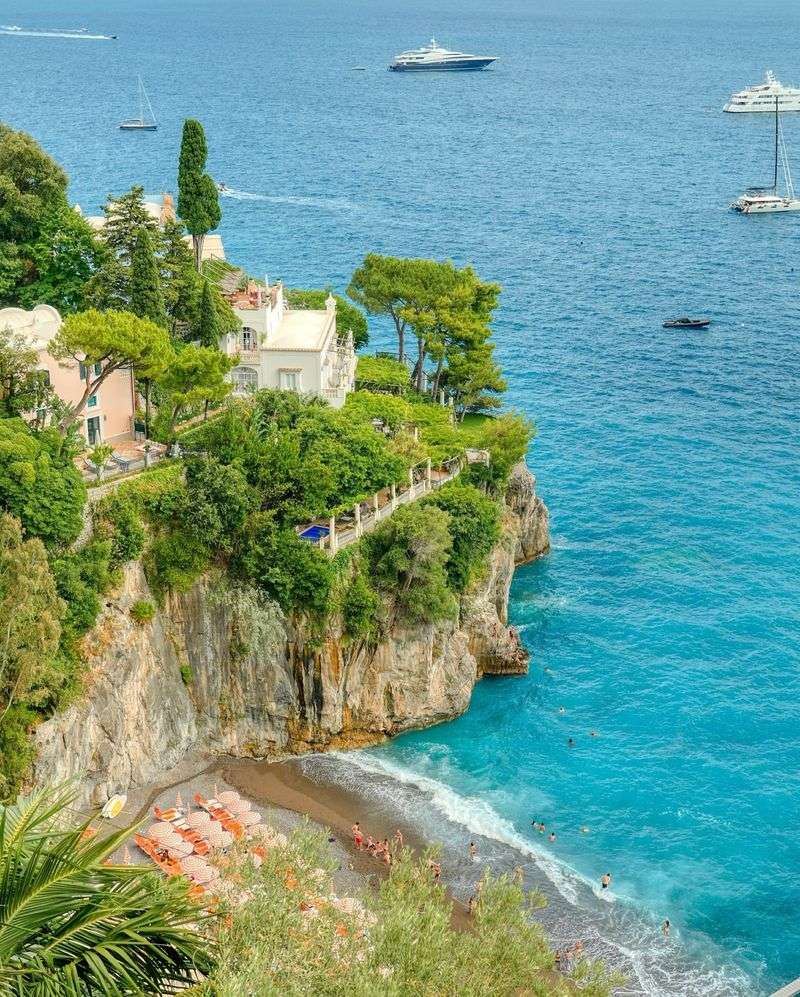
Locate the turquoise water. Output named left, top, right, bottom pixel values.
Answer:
left=3, top=0, right=800, bottom=990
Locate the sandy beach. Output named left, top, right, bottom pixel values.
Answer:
left=106, top=751, right=471, bottom=929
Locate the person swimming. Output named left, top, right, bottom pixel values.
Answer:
left=548, top=831, right=557, bottom=842
left=600, top=872, right=612, bottom=890
left=568, top=737, right=575, bottom=747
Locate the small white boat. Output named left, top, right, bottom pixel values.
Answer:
left=732, top=97, right=800, bottom=213
left=119, top=76, right=157, bottom=131
left=724, top=70, right=800, bottom=113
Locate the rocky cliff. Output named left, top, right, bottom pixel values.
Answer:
left=33, top=464, right=549, bottom=806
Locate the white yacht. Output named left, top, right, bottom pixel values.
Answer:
left=732, top=97, right=800, bottom=213
left=389, top=38, right=496, bottom=72
left=724, top=71, right=800, bottom=112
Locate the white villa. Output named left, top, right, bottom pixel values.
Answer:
left=219, top=279, right=356, bottom=408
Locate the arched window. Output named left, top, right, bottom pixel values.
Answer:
left=232, top=367, right=258, bottom=392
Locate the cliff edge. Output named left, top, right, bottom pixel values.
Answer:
left=33, top=463, right=549, bottom=806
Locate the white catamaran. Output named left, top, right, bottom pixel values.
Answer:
left=119, top=77, right=157, bottom=131
left=732, top=97, right=800, bottom=213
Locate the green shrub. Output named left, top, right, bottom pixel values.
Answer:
left=0, top=419, right=86, bottom=548
left=343, top=389, right=412, bottom=431
left=145, top=529, right=211, bottom=596
left=470, top=412, right=535, bottom=492
left=424, top=483, right=501, bottom=592
left=363, top=504, right=457, bottom=625
left=182, top=457, right=253, bottom=552
left=341, top=569, right=382, bottom=642
left=0, top=705, right=37, bottom=801
left=51, top=540, right=113, bottom=641
left=238, top=513, right=333, bottom=619
left=95, top=493, right=146, bottom=564
left=355, top=354, right=410, bottom=390
left=130, top=599, right=156, bottom=624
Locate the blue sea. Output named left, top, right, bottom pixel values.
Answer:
left=3, top=0, right=800, bottom=991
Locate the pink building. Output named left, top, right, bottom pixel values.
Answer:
left=0, top=304, right=136, bottom=446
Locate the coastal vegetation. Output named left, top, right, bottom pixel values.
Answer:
left=197, top=823, right=622, bottom=997
left=0, top=784, right=210, bottom=994
left=177, top=119, right=221, bottom=270
left=0, top=122, right=533, bottom=802
left=0, top=784, right=621, bottom=997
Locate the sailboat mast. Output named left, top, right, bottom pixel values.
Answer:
left=774, top=95, right=779, bottom=192
left=138, top=76, right=145, bottom=124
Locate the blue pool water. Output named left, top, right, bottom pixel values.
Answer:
left=2, top=0, right=800, bottom=990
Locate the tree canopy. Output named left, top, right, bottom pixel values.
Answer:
left=50, top=308, right=172, bottom=426
left=177, top=120, right=221, bottom=270
left=348, top=254, right=506, bottom=417
left=0, top=326, right=52, bottom=419
left=157, top=344, right=235, bottom=433
left=0, top=124, right=101, bottom=312
left=0, top=419, right=86, bottom=548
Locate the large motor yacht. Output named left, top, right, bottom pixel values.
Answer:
left=389, top=38, right=496, bottom=72
left=724, top=70, right=800, bottom=112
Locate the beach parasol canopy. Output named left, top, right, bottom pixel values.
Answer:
left=217, top=790, right=240, bottom=807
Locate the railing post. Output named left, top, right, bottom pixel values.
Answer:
left=426, top=458, right=432, bottom=490
left=329, top=516, right=337, bottom=554
left=373, top=492, right=379, bottom=514
left=354, top=503, right=361, bottom=538
left=409, top=467, right=414, bottom=493
left=391, top=483, right=397, bottom=511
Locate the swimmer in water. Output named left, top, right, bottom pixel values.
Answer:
left=580, top=826, right=590, bottom=834
left=600, top=872, right=611, bottom=890
left=548, top=831, right=556, bottom=843
left=590, top=730, right=598, bottom=737
left=568, top=737, right=575, bottom=747
left=559, top=706, right=566, bottom=714
left=662, top=919, right=670, bottom=938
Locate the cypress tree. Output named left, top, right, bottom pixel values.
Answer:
left=196, top=279, right=220, bottom=348
left=177, top=120, right=221, bottom=271
left=129, top=227, right=167, bottom=326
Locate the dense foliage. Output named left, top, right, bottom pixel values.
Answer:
left=0, top=419, right=86, bottom=548
left=354, top=354, right=411, bottom=391
left=0, top=124, right=101, bottom=311
left=348, top=254, right=506, bottom=416
left=423, top=482, right=501, bottom=592
left=0, top=784, right=211, bottom=994
left=178, top=119, right=221, bottom=270
left=198, top=823, right=622, bottom=997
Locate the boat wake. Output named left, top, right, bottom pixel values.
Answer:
left=0, top=25, right=115, bottom=39
left=299, top=751, right=759, bottom=997
left=217, top=187, right=357, bottom=211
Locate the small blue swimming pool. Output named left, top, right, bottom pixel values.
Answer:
left=298, top=525, right=329, bottom=542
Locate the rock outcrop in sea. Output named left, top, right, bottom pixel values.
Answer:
left=33, top=464, right=549, bottom=806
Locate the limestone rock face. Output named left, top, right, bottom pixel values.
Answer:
left=33, top=463, right=549, bottom=806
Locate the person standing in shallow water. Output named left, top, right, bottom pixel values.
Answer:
left=468, top=841, right=477, bottom=861
left=662, top=919, right=670, bottom=938
left=601, top=872, right=612, bottom=890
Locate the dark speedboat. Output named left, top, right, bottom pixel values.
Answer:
left=662, top=317, right=711, bottom=329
